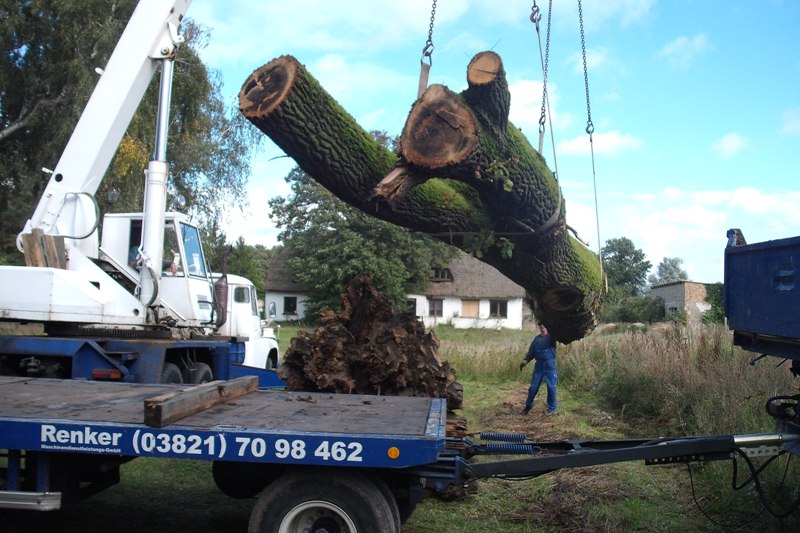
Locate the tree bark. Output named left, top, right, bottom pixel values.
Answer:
left=240, top=52, right=604, bottom=342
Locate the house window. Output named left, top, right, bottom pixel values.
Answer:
left=428, top=298, right=443, bottom=317
left=406, top=299, right=418, bottom=314
left=489, top=300, right=508, bottom=318
left=431, top=268, right=453, bottom=282
left=284, top=296, right=298, bottom=315
left=461, top=299, right=479, bottom=318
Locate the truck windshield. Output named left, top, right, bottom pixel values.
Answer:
left=181, top=223, right=207, bottom=278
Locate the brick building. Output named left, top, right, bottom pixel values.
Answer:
left=650, top=281, right=710, bottom=325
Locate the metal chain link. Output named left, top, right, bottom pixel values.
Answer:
left=422, top=0, right=437, bottom=61
left=418, top=0, right=438, bottom=98
left=578, top=0, right=603, bottom=281
left=538, top=0, right=552, bottom=132
left=578, top=0, right=594, bottom=134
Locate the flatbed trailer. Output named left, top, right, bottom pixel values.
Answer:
left=0, top=376, right=447, bottom=531
left=3, top=375, right=799, bottom=532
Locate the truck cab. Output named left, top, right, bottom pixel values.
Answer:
left=100, top=212, right=216, bottom=326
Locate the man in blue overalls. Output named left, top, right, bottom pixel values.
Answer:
left=519, top=322, right=558, bottom=415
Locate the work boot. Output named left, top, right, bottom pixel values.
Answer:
left=521, top=406, right=531, bottom=415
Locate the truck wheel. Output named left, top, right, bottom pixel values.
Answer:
left=161, top=362, right=183, bottom=384
left=363, top=473, right=401, bottom=531
left=212, top=461, right=283, bottom=499
left=190, top=362, right=213, bottom=384
left=248, top=469, right=399, bottom=533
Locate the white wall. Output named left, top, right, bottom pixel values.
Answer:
left=264, top=291, right=308, bottom=321
left=407, top=294, right=524, bottom=330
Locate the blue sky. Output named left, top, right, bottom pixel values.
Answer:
left=189, top=0, right=799, bottom=283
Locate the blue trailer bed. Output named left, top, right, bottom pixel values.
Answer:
left=0, top=376, right=446, bottom=469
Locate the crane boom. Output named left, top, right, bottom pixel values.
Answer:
left=19, top=0, right=191, bottom=259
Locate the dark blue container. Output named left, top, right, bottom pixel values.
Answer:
left=725, top=234, right=800, bottom=342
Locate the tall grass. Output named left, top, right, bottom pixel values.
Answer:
left=558, top=323, right=797, bottom=436
left=431, top=325, right=531, bottom=383
left=392, top=323, right=797, bottom=437
left=433, top=322, right=800, bottom=530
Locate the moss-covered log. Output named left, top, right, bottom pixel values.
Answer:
left=240, top=52, right=604, bottom=342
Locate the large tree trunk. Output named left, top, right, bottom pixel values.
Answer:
left=239, top=51, right=604, bottom=342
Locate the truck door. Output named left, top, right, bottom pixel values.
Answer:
left=230, top=283, right=272, bottom=369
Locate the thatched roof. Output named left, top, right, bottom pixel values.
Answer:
left=264, top=247, right=310, bottom=293
left=425, top=250, right=525, bottom=299
left=265, top=247, right=524, bottom=299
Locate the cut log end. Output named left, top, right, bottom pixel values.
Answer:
left=400, top=84, right=479, bottom=169
left=467, top=51, right=502, bottom=86
left=239, top=55, right=298, bottom=119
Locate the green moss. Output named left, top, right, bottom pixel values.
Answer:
left=568, top=235, right=605, bottom=292
left=505, top=124, right=559, bottom=197
left=408, top=178, right=490, bottom=222
left=298, top=63, right=398, bottom=174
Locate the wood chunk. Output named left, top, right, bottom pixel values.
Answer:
left=144, top=376, right=258, bottom=428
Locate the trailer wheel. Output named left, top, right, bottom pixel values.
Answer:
left=212, top=461, right=283, bottom=499
left=365, top=473, right=401, bottom=531
left=190, top=362, right=213, bottom=384
left=160, top=362, right=183, bottom=384
left=248, top=469, right=399, bottom=533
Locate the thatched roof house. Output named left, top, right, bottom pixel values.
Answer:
left=264, top=248, right=530, bottom=329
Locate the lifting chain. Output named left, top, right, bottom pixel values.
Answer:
left=578, top=0, right=594, bottom=135
left=418, top=0, right=438, bottom=98
left=531, top=1, right=553, bottom=156
left=578, top=0, right=603, bottom=283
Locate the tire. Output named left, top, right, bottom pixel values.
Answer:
left=160, top=362, right=183, bottom=384
left=248, top=469, right=398, bottom=533
left=267, top=350, right=278, bottom=369
left=189, top=362, right=213, bottom=384
left=212, top=461, right=283, bottom=499
left=366, top=474, right=401, bottom=531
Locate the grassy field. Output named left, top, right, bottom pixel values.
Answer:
left=2, top=322, right=799, bottom=532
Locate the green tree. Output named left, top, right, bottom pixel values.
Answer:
left=702, top=282, right=725, bottom=324
left=601, top=293, right=666, bottom=324
left=199, top=218, right=229, bottom=273
left=269, top=164, right=456, bottom=316
left=0, top=1, right=258, bottom=264
left=648, top=257, right=688, bottom=286
left=601, top=237, right=652, bottom=297
left=220, top=238, right=278, bottom=296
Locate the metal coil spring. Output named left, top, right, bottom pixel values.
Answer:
left=479, top=432, right=527, bottom=442
left=484, top=443, right=536, bottom=455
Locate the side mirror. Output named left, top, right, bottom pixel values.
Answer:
left=268, top=301, right=276, bottom=319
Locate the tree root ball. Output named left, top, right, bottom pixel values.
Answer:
left=278, top=272, right=463, bottom=411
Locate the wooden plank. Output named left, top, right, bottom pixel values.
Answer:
left=42, top=234, right=66, bottom=268
left=144, top=376, right=258, bottom=428
left=21, top=229, right=46, bottom=267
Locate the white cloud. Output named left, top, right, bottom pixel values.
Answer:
left=658, top=33, right=710, bottom=70
left=509, top=80, right=580, bottom=141
left=565, top=186, right=800, bottom=283
left=781, top=108, right=800, bottom=135
left=551, top=0, right=656, bottom=30
left=568, top=47, right=611, bottom=76
left=221, top=146, right=296, bottom=247
left=558, top=130, right=643, bottom=156
left=710, top=132, right=749, bottom=159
